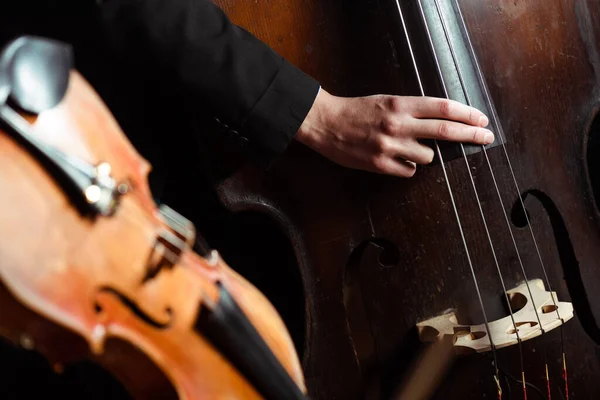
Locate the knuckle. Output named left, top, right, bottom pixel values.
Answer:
left=379, top=116, right=397, bottom=134
left=373, top=136, right=389, bottom=153
left=370, top=156, right=387, bottom=171
left=386, top=96, right=404, bottom=113
left=369, top=154, right=381, bottom=167
left=438, top=99, right=451, bottom=117
left=437, top=122, right=451, bottom=139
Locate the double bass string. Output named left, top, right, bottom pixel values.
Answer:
left=414, top=0, right=528, bottom=397
left=393, top=0, right=503, bottom=396
left=426, top=0, right=543, bottom=396
left=452, top=1, right=569, bottom=398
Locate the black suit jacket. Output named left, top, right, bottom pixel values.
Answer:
left=96, top=0, right=321, bottom=160
left=0, top=0, right=320, bottom=193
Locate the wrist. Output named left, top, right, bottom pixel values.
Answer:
left=295, top=88, right=335, bottom=147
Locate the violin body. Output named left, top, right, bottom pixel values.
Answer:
left=0, top=53, right=306, bottom=398
left=209, top=0, right=600, bottom=398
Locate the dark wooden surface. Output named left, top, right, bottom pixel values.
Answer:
left=209, top=0, right=600, bottom=398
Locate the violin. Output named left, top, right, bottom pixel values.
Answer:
left=201, top=0, right=600, bottom=399
left=0, top=36, right=306, bottom=400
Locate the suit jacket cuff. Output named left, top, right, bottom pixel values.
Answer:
left=240, top=61, right=320, bottom=164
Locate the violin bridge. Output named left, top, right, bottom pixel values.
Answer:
left=142, top=205, right=196, bottom=283
left=416, top=279, right=573, bottom=353
left=157, top=204, right=196, bottom=246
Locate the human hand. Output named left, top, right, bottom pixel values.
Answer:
left=295, top=89, right=494, bottom=177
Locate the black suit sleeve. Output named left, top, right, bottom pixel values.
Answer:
left=96, top=0, right=321, bottom=163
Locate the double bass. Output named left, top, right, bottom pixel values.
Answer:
left=0, top=35, right=307, bottom=399
left=202, top=0, right=600, bottom=399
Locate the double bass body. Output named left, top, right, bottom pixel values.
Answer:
left=210, top=0, right=600, bottom=398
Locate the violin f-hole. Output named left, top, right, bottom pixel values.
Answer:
left=94, top=287, right=173, bottom=330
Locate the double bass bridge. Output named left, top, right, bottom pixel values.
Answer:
left=416, top=279, right=573, bottom=352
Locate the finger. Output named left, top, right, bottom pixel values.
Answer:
left=370, top=156, right=417, bottom=178
left=407, top=97, right=489, bottom=128
left=406, top=118, right=495, bottom=144
left=379, top=136, right=435, bottom=164
left=398, top=142, right=435, bottom=165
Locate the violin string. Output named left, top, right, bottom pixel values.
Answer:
left=393, top=0, right=501, bottom=392
left=85, top=197, right=200, bottom=268
left=430, top=0, right=548, bottom=396
left=452, top=2, right=568, bottom=398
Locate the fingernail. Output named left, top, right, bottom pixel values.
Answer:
left=478, top=115, right=489, bottom=127
left=484, top=130, right=494, bottom=144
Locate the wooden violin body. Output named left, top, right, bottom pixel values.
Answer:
left=208, top=0, right=600, bottom=399
left=0, top=46, right=306, bottom=399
